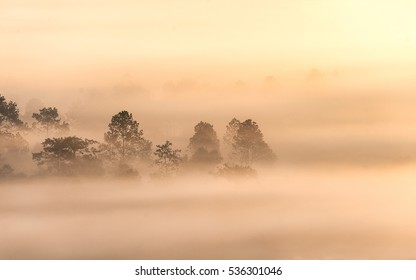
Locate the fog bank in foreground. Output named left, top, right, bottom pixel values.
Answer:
left=1, top=166, right=416, bottom=259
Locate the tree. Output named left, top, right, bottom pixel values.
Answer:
left=0, top=94, right=24, bottom=131
left=104, top=111, right=152, bottom=161
left=0, top=95, right=28, bottom=177
left=188, top=121, right=221, bottom=166
left=32, top=136, right=102, bottom=176
left=223, top=118, right=241, bottom=162
left=0, top=130, right=29, bottom=155
left=153, top=140, right=182, bottom=177
left=32, top=107, right=69, bottom=136
left=225, top=118, right=276, bottom=166
left=0, top=95, right=27, bottom=152
left=0, top=130, right=29, bottom=177
left=0, top=164, right=14, bottom=177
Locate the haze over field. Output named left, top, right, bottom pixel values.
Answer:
left=1, top=0, right=416, bottom=259
left=2, top=0, right=416, bottom=166
left=3, top=167, right=416, bottom=259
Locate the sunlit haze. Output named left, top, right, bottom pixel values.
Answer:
left=1, top=0, right=416, bottom=260
left=1, top=0, right=416, bottom=90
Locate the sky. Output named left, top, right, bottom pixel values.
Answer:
left=1, top=0, right=416, bottom=91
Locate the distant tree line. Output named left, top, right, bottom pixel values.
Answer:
left=0, top=93, right=276, bottom=180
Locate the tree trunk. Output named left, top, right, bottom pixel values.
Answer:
left=122, top=137, right=125, bottom=160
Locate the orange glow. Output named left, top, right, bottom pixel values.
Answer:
left=1, top=0, right=416, bottom=90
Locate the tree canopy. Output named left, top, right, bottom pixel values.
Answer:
left=0, top=92, right=278, bottom=179
left=0, top=94, right=24, bottom=131
left=225, top=118, right=276, bottom=166
left=32, top=136, right=102, bottom=176
left=0, top=130, right=28, bottom=155
left=32, top=107, right=69, bottom=136
left=153, top=140, right=182, bottom=177
left=104, top=110, right=152, bottom=161
left=188, top=121, right=221, bottom=166
left=0, top=94, right=28, bottom=178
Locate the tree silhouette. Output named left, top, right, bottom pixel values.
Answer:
left=225, top=118, right=276, bottom=166
left=223, top=118, right=241, bottom=163
left=32, top=107, right=69, bottom=136
left=0, top=95, right=29, bottom=177
left=154, top=140, right=182, bottom=177
left=32, top=136, right=102, bottom=176
left=0, top=94, right=24, bottom=131
left=0, top=130, right=29, bottom=178
left=104, top=110, right=152, bottom=161
left=0, top=130, right=29, bottom=154
left=0, top=95, right=28, bottom=154
left=0, top=164, right=14, bottom=177
left=188, top=121, right=221, bottom=166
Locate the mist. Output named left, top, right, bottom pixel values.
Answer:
left=2, top=167, right=416, bottom=259
left=7, top=76, right=416, bottom=168
left=2, top=82, right=416, bottom=259
left=2, top=0, right=416, bottom=260
left=2, top=56, right=416, bottom=259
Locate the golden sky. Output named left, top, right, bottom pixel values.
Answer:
left=2, top=0, right=416, bottom=167
left=1, top=0, right=416, bottom=90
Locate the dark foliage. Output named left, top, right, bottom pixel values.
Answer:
left=188, top=121, right=221, bottom=166
left=0, top=94, right=24, bottom=130
left=32, top=107, right=69, bottom=136
left=32, top=136, right=103, bottom=176
left=104, top=111, right=152, bottom=161
left=153, top=140, right=182, bottom=177
left=224, top=118, right=276, bottom=166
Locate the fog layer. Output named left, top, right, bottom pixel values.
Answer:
left=2, top=0, right=416, bottom=259
left=2, top=167, right=416, bottom=259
